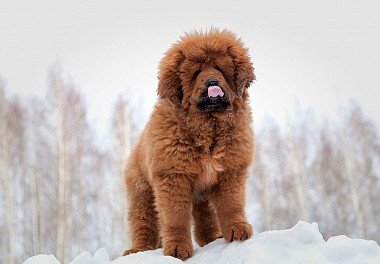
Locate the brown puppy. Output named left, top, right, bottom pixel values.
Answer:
left=123, top=29, right=255, bottom=260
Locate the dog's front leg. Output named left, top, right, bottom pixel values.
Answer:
left=212, top=169, right=253, bottom=242
left=154, top=173, right=194, bottom=260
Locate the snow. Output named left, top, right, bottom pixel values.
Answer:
left=23, top=221, right=380, bottom=264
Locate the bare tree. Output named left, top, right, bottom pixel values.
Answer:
left=285, top=107, right=319, bottom=223
left=46, top=64, right=68, bottom=262
left=110, top=93, right=133, bottom=253
left=251, top=116, right=286, bottom=230
left=337, top=105, right=365, bottom=238
left=0, top=82, right=16, bottom=264
left=46, top=63, right=96, bottom=262
left=338, top=102, right=379, bottom=240
left=27, top=98, right=52, bottom=254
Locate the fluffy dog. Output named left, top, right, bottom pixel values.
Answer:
left=123, top=29, right=255, bottom=260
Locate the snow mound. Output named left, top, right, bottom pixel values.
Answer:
left=23, top=221, right=380, bottom=264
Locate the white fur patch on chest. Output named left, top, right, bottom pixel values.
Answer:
left=195, top=156, right=224, bottom=191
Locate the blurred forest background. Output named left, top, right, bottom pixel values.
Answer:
left=0, top=64, right=379, bottom=264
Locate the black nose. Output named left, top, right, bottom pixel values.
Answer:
left=205, top=78, right=219, bottom=87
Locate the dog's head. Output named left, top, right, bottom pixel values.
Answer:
left=157, top=29, right=254, bottom=113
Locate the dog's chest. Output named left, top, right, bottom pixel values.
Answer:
left=194, top=154, right=224, bottom=192
left=189, top=118, right=233, bottom=192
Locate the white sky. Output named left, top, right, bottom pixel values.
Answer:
left=1, top=0, right=380, bottom=131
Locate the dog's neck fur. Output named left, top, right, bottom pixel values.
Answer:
left=179, top=107, right=238, bottom=155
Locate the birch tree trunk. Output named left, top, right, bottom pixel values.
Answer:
left=261, top=165, right=271, bottom=230
left=338, top=129, right=365, bottom=238
left=112, top=95, right=132, bottom=251
left=54, top=71, right=66, bottom=262
left=30, top=164, right=40, bottom=254
left=64, top=168, right=72, bottom=263
left=120, top=102, right=131, bottom=247
left=0, top=87, right=8, bottom=263
left=77, top=178, right=85, bottom=254
left=28, top=108, right=41, bottom=255
left=0, top=88, right=16, bottom=264
left=288, top=131, right=309, bottom=222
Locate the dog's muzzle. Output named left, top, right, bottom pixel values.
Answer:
left=197, top=80, right=229, bottom=112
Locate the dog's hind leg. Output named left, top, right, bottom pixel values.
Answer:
left=123, top=169, right=160, bottom=255
left=192, top=199, right=222, bottom=247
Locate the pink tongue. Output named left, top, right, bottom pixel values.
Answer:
left=208, top=86, right=224, bottom=97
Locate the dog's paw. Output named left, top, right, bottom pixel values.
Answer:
left=163, top=241, right=194, bottom=260
left=223, top=221, right=253, bottom=242
left=123, top=246, right=154, bottom=256
left=195, top=230, right=223, bottom=247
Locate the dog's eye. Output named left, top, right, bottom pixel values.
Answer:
left=193, top=69, right=201, bottom=79
left=215, top=66, right=224, bottom=75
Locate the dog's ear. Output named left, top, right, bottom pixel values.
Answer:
left=157, top=47, right=185, bottom=106
left=228, top=44, right=255, bottom=97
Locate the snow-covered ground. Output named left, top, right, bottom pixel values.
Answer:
left=24, top=221, right=380, bottom=264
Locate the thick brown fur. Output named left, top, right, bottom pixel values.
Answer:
left=123, top=29, right=255, bottom=260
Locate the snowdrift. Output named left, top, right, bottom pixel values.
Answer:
left=24, top=221, right=380, bottom=264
